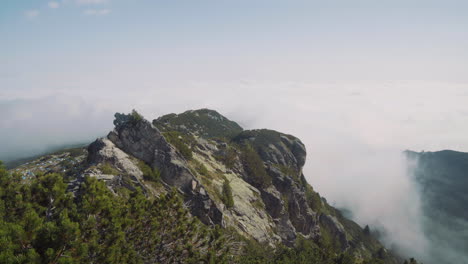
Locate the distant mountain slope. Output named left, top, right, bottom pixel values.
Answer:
left=4, top=143, right=88, bottom=169
left=406, top=150, right=468, bottom=264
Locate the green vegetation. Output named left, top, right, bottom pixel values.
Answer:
left=163, top=131, right=193, bottom=160
left=0, top=158, right=418, bottom=264
left=237, top=235, right=385, bottom=264
left=130, top=109, right=143, bottom=124
left=274, top=164, right=297, bottom=177
left=240, top=144, right=272, bottom=188
left=233, top=129, right=284, bottom=150
left=137, top=160, right=160, bottom=182
left=274, top=163, right=303, bottom=184
left=100, top=162, right=119, bottom=175
left=193, top=160, right=209, bottom=176
left=305, top=184, right=324, bottom=213
left=363, top=225, right=370, bottom=235
left=214, top=147, right=238, bottom=169
left=0, top=161, right=230, bottom=263
left=403, top=258, right=421, bottom=264
left=233, top=129, right=298, bottom=159
left=154, top=109, right=243, bottom=139
left=221, top=178, right=234, bottom=208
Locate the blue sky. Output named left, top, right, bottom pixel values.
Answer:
left=2, top=0, right=468, bottom=94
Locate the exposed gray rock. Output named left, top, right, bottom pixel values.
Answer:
left=260, top=186, right=297, bottom=244
left=108, top=116, right=193, bottom=190
left=265, top=165, right=319, bottom=240
left=233, top=129, right=306, bottom=172
left=106, top=113, right=223, bottom=226
left=86, top=137, right=148, bottom=193
left=87, top=137, right=143, bottom=179
left=280, top=135, right=306, bottom=169
left=113, top=112, right=134, bottom=127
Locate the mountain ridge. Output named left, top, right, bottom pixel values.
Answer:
left=3, top=109, right=418, bottom=263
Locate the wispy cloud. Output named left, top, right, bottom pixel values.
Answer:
left=84, top=9, right=111, bottom=16
left=76, top=0, right=109, bottom=5
left=48, top=1, right=60, bottom=9
left=24, top=9, right=40, bottom=19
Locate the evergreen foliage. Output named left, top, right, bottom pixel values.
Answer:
left=163, top=131, right=193, bottom=160
left=154, top=109, right=243, bottom=139
left=131, top=109, right=143, bottom=124
left=305, top=184, right=323, bottom=213
left=364, top=225, right=371, bottom=235
left=221, top=178, right=234, bottom=209
left=0, top=162, right=230, bottom=263
left=193, top=160, right=209, bottom=176
left=237, top=236, right=387, bottom=264
left=137, top=161, right=160, bottom=182
left=240, top=144, right=272, bottom=188
left=214, top=147, right=238, bottom=169
left=100, top=162, right=119, bottom=175
left=0, top=160, right=418, bottom=264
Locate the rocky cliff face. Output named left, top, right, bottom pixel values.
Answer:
left=73, top=109, right=397, bottom=261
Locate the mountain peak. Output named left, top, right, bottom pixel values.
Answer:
left=153, top=108, right=243, bottom=139
left=7, top=109, right=402, bottom=264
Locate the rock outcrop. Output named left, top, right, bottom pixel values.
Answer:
left=80, top=109, right=396, bottom=260
left=108, top=117, right=193, bottom=189
left=89, top=113, right=223, bottom=226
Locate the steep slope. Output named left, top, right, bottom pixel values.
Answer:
left=406, top=150, right=468, bottom=264
left=8, top=109, right=406, bottom=263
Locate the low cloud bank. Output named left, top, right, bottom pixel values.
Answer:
left=0, top=95, right=113, bottom=162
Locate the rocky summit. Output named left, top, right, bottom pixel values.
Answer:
left=6, top=109, right=408, bottom=263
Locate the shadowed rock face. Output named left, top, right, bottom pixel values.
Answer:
left=88, top=113, right=223, bottom=226
left=233, top=129, right=307, bottom=171
left=108, top=117, right=193, bottom=190
left=230, top=128, right=317, bottom=244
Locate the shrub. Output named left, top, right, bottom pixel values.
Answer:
left=194, top=160, right=209, bottom=176
left=138, top=161, right=160, bottom=182
left=305, top=185, right=322, bottom=213
left=363, top=225, right=371, bottom=236
left=100, top=163, right=119, bottom=175
left=0, top=162, right=232, bottom=264
left=221, top=178, right=234, bottom=208
left=163, top=131, right=193, bottom=160
left=215, top=147, right=238, bottom=169
left=131, top=109, right=143, bottom=123
left=241, top=144, right=271, bottom=188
